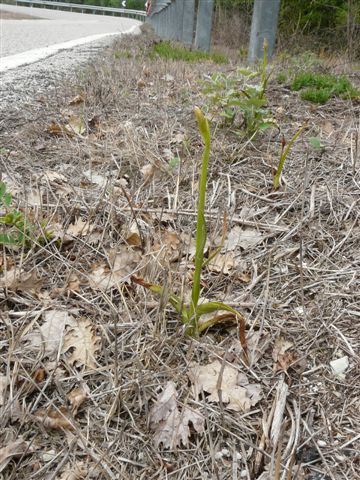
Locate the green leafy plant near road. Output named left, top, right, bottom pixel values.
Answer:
left=202, top=40, right=275, bottom=137
left=291, top=72, right=359, bottom=104
left=132, top=108, right=247, bottom=355
left=150, top=41, right=228, bottom=64
left=0, top=181, right=50, bottom=247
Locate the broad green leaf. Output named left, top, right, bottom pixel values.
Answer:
left=0, top=233, right=19, bottom=245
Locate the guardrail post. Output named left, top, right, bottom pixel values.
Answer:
left=248, top=0, right=280, bottom=63
left=194, top=0, right=214, bottom=51
left=182, top=0, right=195, bottom=44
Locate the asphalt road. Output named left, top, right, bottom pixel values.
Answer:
left=0, top=4, right=141, bottom=67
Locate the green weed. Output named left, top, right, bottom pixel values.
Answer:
left=149, top=41, right=228, bottom=64
left=132, top=109, right=247, bottom=356
left=114, top=50, right=132, bottom=59
left=0, top=181, right=50, bottom=248
left=202, top=39, right=275, bottom=137
left=291, top=72, right=359, bottom=103
left=273, top=125, right=306, bottom=190
left=276, top=72, right=287, bottom=83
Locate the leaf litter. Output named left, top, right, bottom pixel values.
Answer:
left=150, top=381, right=204, bottom=449
left=189, top=360, right=262, bottom=412
left=1, top=28, right=359, bottom=480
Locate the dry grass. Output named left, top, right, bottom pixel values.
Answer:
left=1, top=28, right=360, bottom=479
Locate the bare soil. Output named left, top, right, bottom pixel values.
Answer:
left=0, top=28, right=359, bottom=480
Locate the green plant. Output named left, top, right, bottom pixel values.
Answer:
left=291, top=72, right=359, bottom=104
left=132, top=108, right=247, bottom=353
left=149, top=41, right=228, bottom=64
left=0, top=181, right=49, bottom=247
left=273, top=125, right=306, bottom=190
left=276, top=72, right=287, bottom=84
left=202, top=40, right=275, bottom=137
left=114, top=50, right=132, bottom=59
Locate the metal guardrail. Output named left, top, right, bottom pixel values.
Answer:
left=14, top=0, right=146, bottom=20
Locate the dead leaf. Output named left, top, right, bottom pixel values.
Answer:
left=83, top=170, right=108, bottom=188
left=125, top=221, right=142, bottom=247
left=189, top=360, right=262, bottom=412
left=0, top=375, right=8, bottom=406
left=66, top=218, right=94, bottom=238
left=46, top=121, right=73, bottom=137
left=0, top=438, right=34, bottom=473
left=140, top=164, right=154, bottom=181
left=153, top=230, right=182, bottom=263
left=0, top=269, right=43, bottom=294
left=161, top=74, right=175, bottom=82
left=321, top=120, right=334, bottom=136
left=150, top=381, right=204, bottom=449
left=34, top=406, right=74, bottom=430
left=67, top=387, right=87, bottom=415
left=224, top=225, right=263, bottom=251
left=57, top=461, right=88, bottom=480
left=66, top=116, right=86, bottom=136
left=272, top=337, right=295, bottom=372
left=89, top=246, right=141, bottom=290
left=68, top=94, right=84, bottom=106
left=66, top=274, right=81, bottom=292
left=63, top=318, right=100, bottom=370
left=207, top=252, right=235, bottom=274
left=29, top=310, right=73, bottom=358
left=172, top=132, right=186, bottom=144
left=33, top=368, right=46, bottom=383
left=137, top=78, right=146, bottom=89
left=43, top=171, right=67, bottom=183
left=26, top=188, right=43, bottom=206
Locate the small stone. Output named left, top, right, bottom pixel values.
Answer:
left=317, top=440, right=327, bottom=447
left=330, top=356, right=349, bottom=378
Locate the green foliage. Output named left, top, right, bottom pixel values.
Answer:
left=0, top=181, right=50, bottom=248
left=202, top=40, right=275, bottom=137
left=291, top=72, right=359, bottom=104
left=279, top=0, right=351, bottom=37
left=276, top=72, right=287, bottom=84
left=309, top=136, right=323, bottom=150
left=114, top=50, right=133, bottom=59
left=149, top=41, right=228, bottom=64
left=132, top=109, right=247, bottom=352
left=300, top=88, right=331, bottom=104
left=273, top=125, right=305, bottom=190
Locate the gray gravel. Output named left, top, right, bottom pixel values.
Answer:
left=0, top=6, right=142, bottom=134
left=0, top=36, right=124, bottom=132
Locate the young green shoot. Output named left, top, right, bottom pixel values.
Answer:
left=273, top=125, right=306, bottom=190
left=132, top=109, right=248, bottom=357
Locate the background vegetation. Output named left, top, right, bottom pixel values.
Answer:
left=214, top=0, right=360, bottom=58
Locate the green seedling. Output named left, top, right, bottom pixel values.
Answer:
left=132, top=108, right=247, bottom=356
left=308, top=136, right=325, bottom=151
left=0, top=181, right=50, bottom=247
left=273, top=125, right=306, bottom=190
